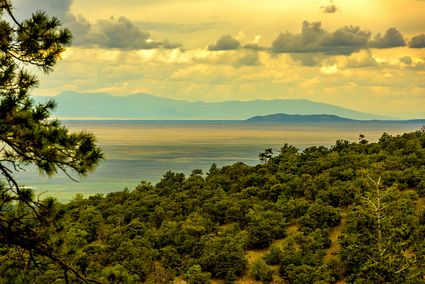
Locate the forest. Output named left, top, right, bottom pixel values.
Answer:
left=1, top=130, right=425, bottom=283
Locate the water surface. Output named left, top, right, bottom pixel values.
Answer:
left=16, top=120, right=423, bottom=201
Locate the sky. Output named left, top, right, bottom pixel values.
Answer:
left=14, top=0, right=425, bottom=118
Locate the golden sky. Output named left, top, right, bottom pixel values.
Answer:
left=15, top=0, right=425, bottom=118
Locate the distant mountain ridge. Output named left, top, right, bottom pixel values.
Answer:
left=34, top=91, right=389, bottom=120
left=247, top=113, right=425, bottom=123
left=247, top=113, right=355, bottom=123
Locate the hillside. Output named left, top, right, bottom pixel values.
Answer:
left=247, top=113, right=425, bottom=124
left=247, top=113, right=356, bottom=123
left=33, top=91, right=386, bottom=120
left=1, top=130, right=424, bottom=283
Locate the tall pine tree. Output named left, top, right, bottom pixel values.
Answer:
left=0, top=0, right=102, bottom=281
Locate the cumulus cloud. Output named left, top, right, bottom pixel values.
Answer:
left=322, top=26, right=370, bottom=53
left=270, top=22, right=410, bottom=57
left=271, top=21, right=370, bottom=55
left=345, top=49, right=377, bottom=68
left=78, top=16, right=180, bottom=50
left=409, top=33, right=425, bottom=48
left=94, top=17, right=153, bottom=49
left=81, top=17, right=181, bottom=50
left=208, top=35, right=241, bottom=51
left=240, top=35, right=265, bottom=51
left=369, top=28, right=406, bottom=48
left=321, top=1, right=339, bottom=13
left=15, top=0, right=182, bottom=50
left=193, top=50, right=261, bottom=67
left=207, top=34, right=266, bottom=52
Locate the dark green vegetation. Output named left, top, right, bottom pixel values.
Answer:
left=2, top=130, right=425, bottom=283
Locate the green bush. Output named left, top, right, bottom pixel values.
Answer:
left=251, top=259, right=273, bottom=283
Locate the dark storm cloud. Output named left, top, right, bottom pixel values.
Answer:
left=208, top=35, right=241, bottom=51
left=271, top=21, right=370, bottom=55
left=14, top=0, right=182, bottom=50
left=369, top=28, right=406, bottom=48
left=409, top=33, right=425, bottom=48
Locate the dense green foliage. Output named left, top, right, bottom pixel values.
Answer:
left=1, top=130, right=424, bottom=283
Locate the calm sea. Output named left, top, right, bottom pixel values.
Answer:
left=16, top=120, right=423, bottom=201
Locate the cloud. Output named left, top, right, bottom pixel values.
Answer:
left=270, top=22, right=410, bottom=57
left=271, top=22, right=326, bottom=53
left=242, top=35, right=266, bottom=51
left=399, top=56, right=413, bottom=65
left=369, top=28, right=406, bottom=48
left=243, top=43, right=266, bottom=51
left=14, top=0, right=91, bottom=39
left=14, top=0, right=72, bottom=19
left=193, top=50, right=261, bottom=67
left=396, top=57, right=425, bottom=71
left=236, top=51, right=261, bottom=66
left=321, top=64, right=339, bottom=74
left=14, top=0, right=182, bottom=50
left=74, top=16, right=182, bottom=50
left=135, top=21, right=229, bottom=33
left=322, top=26, right=370, bottom=54
left=321, top=1, right=339, bottom=13
left=271, top=21, right=370, bottom=55
left=86, top=17, right=155, bottom=49
left=208, top=35, right=241, bottom=51
left=243, top=41, right=267, bottom=51
left=345, top=49, right=377, bottom=68
left=409, top=33, right=425, bottom=48
left=289, top=53, right=324, bottom=66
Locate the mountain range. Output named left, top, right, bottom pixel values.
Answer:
left=34, top=91, right=389, bottom=120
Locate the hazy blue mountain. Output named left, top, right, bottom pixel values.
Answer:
left=247, top=113, right=425, bottom=124
left=247, top=113, right=356, bottom=122
left=34, top=91, right=389, bottom=120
